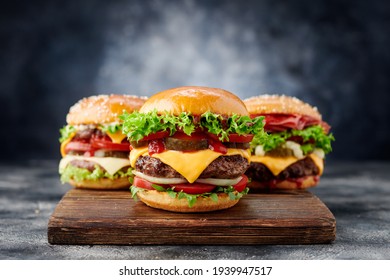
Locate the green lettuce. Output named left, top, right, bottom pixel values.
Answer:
left=120, top=110, right=265, bottom=142
left=100, top=123, right=123, bottom=134
left=250, top=125, right=335, bottom=155
left=59, top=125, right=76, bottom=143
left=60, top=164, right=133, bottom=183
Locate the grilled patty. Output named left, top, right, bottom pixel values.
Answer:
left=245, top=156, right=319, bottom=182
left=135, top=155, right=249, bottom=179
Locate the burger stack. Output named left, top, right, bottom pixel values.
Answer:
left=59, top=87, right=334, bottom=213
left=59, top=94, right=146, bottom=189
left=244, top=95, right=334, bottom=191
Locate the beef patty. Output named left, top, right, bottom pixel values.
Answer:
left=245, top=156, right=319, bottom=182
left=135, top=155, right=249, bottom=179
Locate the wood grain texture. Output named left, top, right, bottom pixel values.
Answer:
left=47, top=189, right=336, bottom=245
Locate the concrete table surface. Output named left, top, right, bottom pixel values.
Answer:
left=1, top=160, right=389, bottom=260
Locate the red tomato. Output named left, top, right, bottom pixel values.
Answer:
left=133, top=177, right=165, bottom=190
left=227, top=133, right=254, bottom=143
left=232, top=175, right=248, bottom=192
left=170, top=183, right=216, bottom=194
left=141, top=131, right=170, bottom=141
left=172, top=131, right=207, bottom=141
left=90, top=136, right=130, bottom=151
left=64, top=141, right=92, bottom=153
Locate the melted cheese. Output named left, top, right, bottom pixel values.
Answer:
left=250, top=153, right=324, bottom=176
left=106, top=130, right=127, bottom=144
left=60, top=132, right=76, bottom=157
left=308, top=153, right=324, bottom=175
left=130, top=147, right=149, bottom=167
left=129, top=147, right=251, bottom=183
left=59, top=155, right=131, bottom=175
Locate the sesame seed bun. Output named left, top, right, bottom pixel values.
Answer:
left=244, top=94, right=322, bottom=120
left=67, top=94, right=147, bottom=125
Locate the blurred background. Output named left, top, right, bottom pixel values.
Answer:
left=1, top=0, right=389, bottom=161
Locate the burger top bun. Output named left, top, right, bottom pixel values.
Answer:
left=140, top=86, right=248, bottom=116
left=244, top=94, right=322, bottom=120
left=67, top=94, right=147, bottom=125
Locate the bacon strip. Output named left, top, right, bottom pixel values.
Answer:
left=251, top=113, right=330, bottom=133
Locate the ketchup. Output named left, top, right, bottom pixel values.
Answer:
left=148, top=139, right=165, bottom=155
left=207, top=137, right=227, bottom=154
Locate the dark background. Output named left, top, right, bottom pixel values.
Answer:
left=1, top=0, right=389, bottom=161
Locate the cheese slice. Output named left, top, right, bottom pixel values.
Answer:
left=308, top=153, right=324, bottom=175
left=59, top=155, right=131, bottom=176
left=130, top=147, right=149, bottom=167
left=250, top=153, right=324, bottom=176
left=106, top=130, right=127, bottom=144
left=129, top=147, right=251, bottom=183
left=60, top=132, right=76, bottom=157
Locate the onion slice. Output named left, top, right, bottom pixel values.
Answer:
left=196, top=177, right=242, bottom=186
left=132, top=171, right=243, bottom=186
left=132, top=170, right=187, bottom=184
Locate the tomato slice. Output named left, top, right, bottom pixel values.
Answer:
left=232, top=175, right=248, bottom=192
left=172, top=131, right=207, bottom=141
left=90, top=136, right=130, bottom=151
left=133, top=176, right=166, bottom=190
left=141, top=131, right=170, bottom=141
left=170, top=183, right=216, bottom=194
left=64, top=141, right=92, bottom=153
left=133, top=175, right=248, bottom=195
left=227, top=133, right=254, bottom=143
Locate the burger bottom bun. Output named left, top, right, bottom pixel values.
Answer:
left=69, top=177, right=130, bottom=190
left=136, top=190, right=241, bottom=213
left=248, top=175, right=320, bottom=192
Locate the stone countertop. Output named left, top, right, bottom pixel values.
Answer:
left=1, top=160, right=389, bottom=260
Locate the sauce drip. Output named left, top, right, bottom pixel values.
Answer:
left=148, top=139, right=166, bottom=155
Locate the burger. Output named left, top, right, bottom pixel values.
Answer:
left=120, top=86, right=265, bottom=212
left=59, top=94, right=146, bottom=189
left=244, top=94, right=334, bottom=190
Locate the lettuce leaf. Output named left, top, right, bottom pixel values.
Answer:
left=199, top=112, right=265, bottom=142
left=120, top=110, right=265, bottom=142
left=60, top=164, right=133, bottom=183
left=250, top=125, right=335, bottom=155
left=100, top=123, right=122, bottom=134
left=120, top=110, right=184, bottom=142
left=59, top=125, right=76, bottom=143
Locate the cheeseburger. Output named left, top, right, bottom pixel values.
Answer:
left=59, top=94, right=146, bottom=189
left=121, top=86, right=265, bottom=212
left=244, top=94, right=334, bottom=190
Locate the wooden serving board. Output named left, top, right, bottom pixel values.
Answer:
left=48, top=189, right=336, bottom=245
